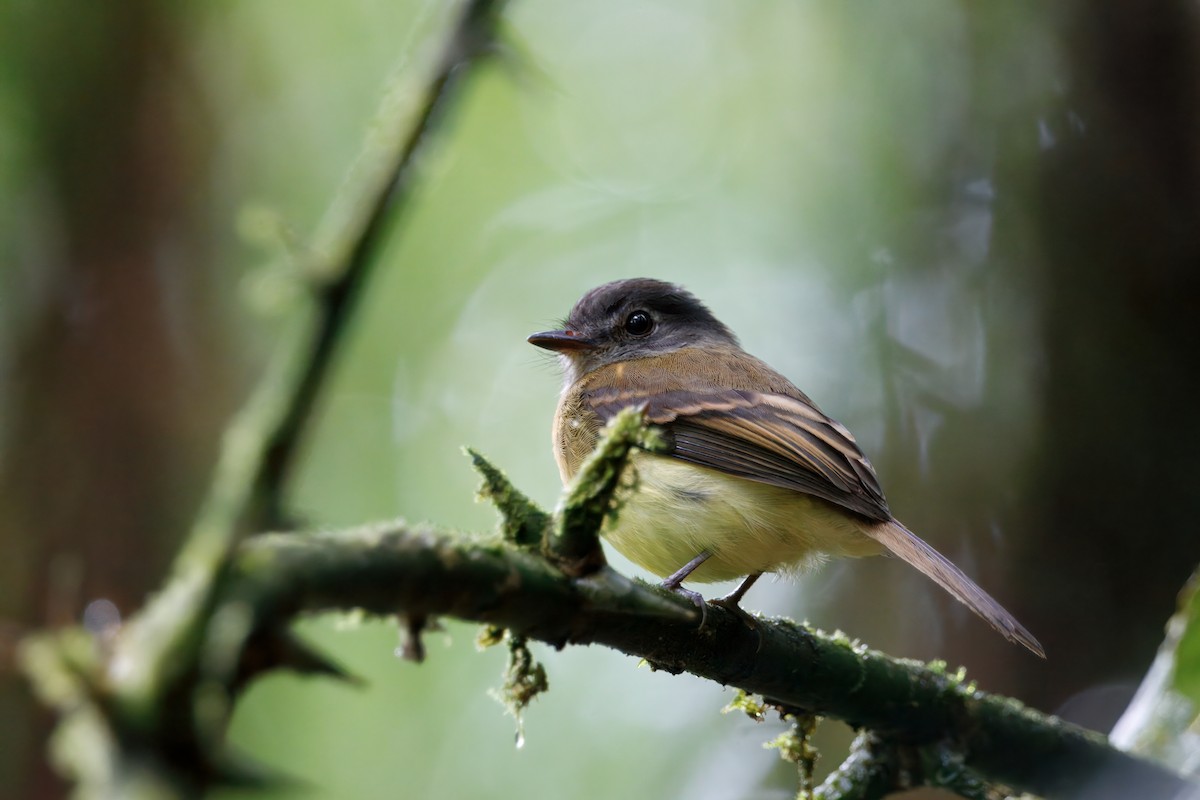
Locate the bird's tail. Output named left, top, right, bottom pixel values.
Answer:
left=868, top=520, right=1045, bottom=658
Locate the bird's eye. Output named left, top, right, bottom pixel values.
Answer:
left=623, top=310, right=654, bottom=336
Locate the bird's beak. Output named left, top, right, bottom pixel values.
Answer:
left=527, top=329, right=597, bottom=353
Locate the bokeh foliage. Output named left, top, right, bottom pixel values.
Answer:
left=3, top=2, right=1200, bottom=798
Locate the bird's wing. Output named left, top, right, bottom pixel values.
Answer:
left=583, top=374, right=891, bottom=523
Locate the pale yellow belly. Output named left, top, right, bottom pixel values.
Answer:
left=602, top=452, right=883, bottom=582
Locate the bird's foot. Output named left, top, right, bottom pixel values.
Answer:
left=660, top=552, right=714, bottom=628
left=710, top=572, right=763, bottom=630
left=662, top=580, right=709, bottom=628
left=710, top=594, right=759, bottom=630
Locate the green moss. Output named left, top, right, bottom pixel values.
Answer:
left=549, top=407, right=657, bottom=574
left=723, top=689, right=767, bottom=722
left=766, top=712, right=821, bottom=798
left=476, top=624, right=506, bottom=650
left=489, top=633, right=549, bottom=747
left=1172, top=569, right=1200, bottom=703
left=465, top=447, right=548, bottom=549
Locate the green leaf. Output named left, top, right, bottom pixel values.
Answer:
left=1171, top=571, right=1200, bottom=703
left=1109, top=566, right=1200, bottom=777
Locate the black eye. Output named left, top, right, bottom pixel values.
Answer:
left=623, top=310, right=654, bottom=336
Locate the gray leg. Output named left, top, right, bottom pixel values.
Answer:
left=661, top=551, right=712, bottom=626
left=718, top=572, right=762, bottom=607
left=711, top=572, right=763, bottom=629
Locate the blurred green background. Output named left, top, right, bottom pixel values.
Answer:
left=3, top=2, right=1200, bottom=798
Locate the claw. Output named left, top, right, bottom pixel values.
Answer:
left=713, top=572, right=764, bottom=633
left=666, top=583, right=709, bottom=628
left=711, top=595, right=758, bottom=630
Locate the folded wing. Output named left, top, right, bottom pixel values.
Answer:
left=584, top=383, right=891, bottom=523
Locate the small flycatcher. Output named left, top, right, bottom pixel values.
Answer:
left=529, top=277, right=1042, bottom=657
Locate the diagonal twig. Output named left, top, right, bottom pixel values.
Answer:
left=19, top=5, right=512, bottom=797
left=250, top=0, right=509, bottom=532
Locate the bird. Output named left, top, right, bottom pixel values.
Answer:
left=528, top=277, right=1043, bottom=657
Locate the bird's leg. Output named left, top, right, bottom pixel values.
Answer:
left=711, top=572, right=763, bottom=629
left=717, top=572, right=762, bottom=607
left=661, top=551, right=712, bottom=627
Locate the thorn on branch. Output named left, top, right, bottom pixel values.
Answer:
left=236, top=629, right=363, bottom=690
left=573, top=568, right=701, bottom=624
left=396, top=614, right=432, bottom=663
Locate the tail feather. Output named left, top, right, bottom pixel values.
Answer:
left=868, top=520, right=1045, bottom=658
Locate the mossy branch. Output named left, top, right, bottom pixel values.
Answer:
left=548, top=407, right=670, bottom=576
left=21, top=413, right=1199, bottom=799
left=813, top=732, right=895, bottom=800
left=466, top=446, right=548, bottom=548
left=228, top=522, right=1191, bottom=799
left=14, top=2, right=1199, bottom=798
